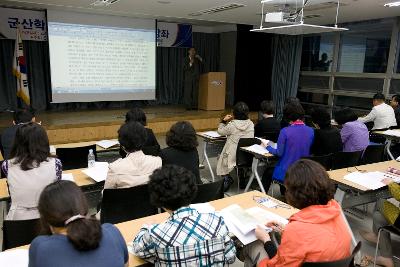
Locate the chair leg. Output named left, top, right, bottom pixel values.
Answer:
left=271, top=181, right=275, bottom=198
left=373, top=228, right=383, bottom=267
left=236, top=167, right=240, bottom=193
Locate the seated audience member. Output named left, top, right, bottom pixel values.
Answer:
left=335, top=108, right=369, bottom=152
left=160, top=121, right=201, bottom=184
left=280, top=97, right=300, bottom=128
left=310, top=107, right=342, bottom=156
left=1, top=123, right=61, bottom=220
left=255, top=100, right=281, bottom=141
left=359, top=93, right=397, bottom=130
left=261, top=102, right=314, bottom=193
left=29, top=180, right=128, bottom=267
left=120, top=107, right=160, bottom=157
left=390, top=94, right=400, bottom=127
left=104, top=122, right=162, bottom=189
left=360, top=178, right=399, bottom=267
left=132, top=165, right=236, bottom=265
left=241, top=159, right=351, bottom=267
left=1, top=109, right=35, bottom=160
left=217, top=102, right=254, bottom=191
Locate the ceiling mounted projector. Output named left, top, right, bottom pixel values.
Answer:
left=252, top=0, right=348, bottom=35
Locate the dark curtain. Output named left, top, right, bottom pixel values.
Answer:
left=0, top=32, right=219, bottom=111
left=0, top=39, right=17, bottom=111
left=234, top=25, right=272, bottom=111
left=270, top=35, right=303, bottom=119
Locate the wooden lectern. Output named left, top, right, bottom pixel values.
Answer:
left=198, top=72, right=226, bottom=111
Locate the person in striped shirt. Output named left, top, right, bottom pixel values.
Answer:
left=132, top=165, right=236, bottom=266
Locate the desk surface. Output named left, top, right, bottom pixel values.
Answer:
left=53, top=139, right=119, bottom=151
left=10, top=191, right=298, bottom=266
left=0, top=168, right=96, bottom=200
left=240, top=146, right=274, bottom=158
left=327, top=160, right=400, bottom=191
left=374, top=130, right=400, bottom=139
left=196, top=132, right=227, bottom=141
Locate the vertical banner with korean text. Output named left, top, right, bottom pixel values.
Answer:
left=157, top=22, right=192, bottom=48
left=0, top=7, right=47, bottom=41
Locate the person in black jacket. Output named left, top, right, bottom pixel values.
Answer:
left=120, top=107, right=160, bottom=157
left=390, top=94, right=400, bottom=128
left=255, top=101, right=281, bottom=142
left=1, top=109, right=35, bottom=160
left=160, top=121, right=202, bottom=184
left=310, top=107, right=342, bottom=156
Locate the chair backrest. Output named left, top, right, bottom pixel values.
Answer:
left=2, top=219, right=41, bottom=250
left=154, top=237, right=226, bottom=266
left=332, top=151, right=363, bottom=170
left=302, top=154, right=333, bottom=171
left=100, top=184, right=157, bottom=224
left=236, top=138, right=261, bottom=167
left=360, top=144, right=385, bottom=165
left=56, top=145, right=97, bottom=170
left=262, top=131, right=280, bottom=143
left=191, top=179, right=224, bottom=204
left=302, top=241, right=361, bottom=267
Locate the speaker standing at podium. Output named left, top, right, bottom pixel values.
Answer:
left=183, top=47, right=203, bottom=110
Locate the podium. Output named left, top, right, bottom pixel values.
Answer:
left=198, top=72, right=226, bottom=111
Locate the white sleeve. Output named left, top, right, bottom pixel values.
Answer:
left=358, top=108, right=377, bottom=123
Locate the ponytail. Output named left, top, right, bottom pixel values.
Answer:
left=66, top=216, right=102, bottom=251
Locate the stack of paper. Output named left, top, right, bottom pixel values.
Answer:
left=382, top=130, right=400, bottom=138
left=49, top=145, right=56, bottom=154
left=96, top=140, right=119, bottom=149
left=62, top=173, right=75, bottom=182
left=245, top=144, right=269, bottom=155
left=221, top=204, right=288, bottom=245
left=82, top=162, right=109, bottom=182
left=203, top=131, right=222, bottom=138
left=0, top=249, right=28, bottom=267
left=344, top=171, right=386, bottom=190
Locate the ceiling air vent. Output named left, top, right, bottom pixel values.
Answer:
left=305, top=1, right=348, bottom=11
left=189, top=3, right=246, bottom=16
left=91, top=0, right=121, bottom=7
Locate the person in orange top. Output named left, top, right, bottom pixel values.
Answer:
left=239, top=159, right=352, bottom=267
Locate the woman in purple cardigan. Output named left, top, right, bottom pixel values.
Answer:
left=261, top=102, right=314, bottom=194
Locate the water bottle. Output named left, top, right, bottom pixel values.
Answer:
left=88, top=149, right=95, bottom=168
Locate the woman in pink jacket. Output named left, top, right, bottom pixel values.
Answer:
left=240, top=159, right=352, bottom=267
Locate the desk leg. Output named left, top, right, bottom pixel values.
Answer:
left=203, top=141, right=215, bottom=182
left=334, top=187, right=346, bottom=206
left=245, top=158, right=266, bottom=193
left=340, top=210, right=361, bottom=265
left=386, top=139, right=395, bottom=160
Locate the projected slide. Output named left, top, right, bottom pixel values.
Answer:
left=47, top=12, right=156, bottom=103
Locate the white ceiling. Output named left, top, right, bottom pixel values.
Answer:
left=1, top=0, right=399, bottom=27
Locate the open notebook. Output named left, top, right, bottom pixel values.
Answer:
left=221, top=204, right=288, bottom=245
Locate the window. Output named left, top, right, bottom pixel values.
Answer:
left=334, top=95, right=372, bottom=110
left=301, top=34, right=335, bottom=72
left=298, top=92, right=329, bottom=105
left=299, top=76, right=330, bottom=90
left=390, top=79, right=400, bottom=94
left=334, top=77, right=384, bottom=92
left=338, top=19, right=392, bottom=73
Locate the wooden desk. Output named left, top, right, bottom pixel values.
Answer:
left=0, top=168, right=97, bottom=200
left=328, top=160, right=398, bottom=209
left=196, top=132, right=226, bottom=181
left=53, top=139, right=119, bottom=152
left=8, top=191, right=298, bottom=267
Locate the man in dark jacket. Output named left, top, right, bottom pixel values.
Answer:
left=183, top=47, right=202, bottom=110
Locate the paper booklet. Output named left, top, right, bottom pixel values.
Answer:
left=244, top=144, right=269, bottom=155
left=82, top=162, right=109, bottom=182
left=221, top=204, right=288, bottom=245
left=96, top=140, right=119, bottom=149
left=344, top=171, right=386, bottom=190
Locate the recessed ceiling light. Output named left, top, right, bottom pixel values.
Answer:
left=385, top=1, right=400, bottom=7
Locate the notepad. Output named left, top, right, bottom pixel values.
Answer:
left=82, top=162, right=109, bottom=182
left=62, top=173, right=75, bottom=182
left=0, top=249, right=28, bottom=267
left=344, top=171, right=386, bottom=190
left=96, top=140, right=119, bottom=149
left=203, top=131, right=222, bottom=138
